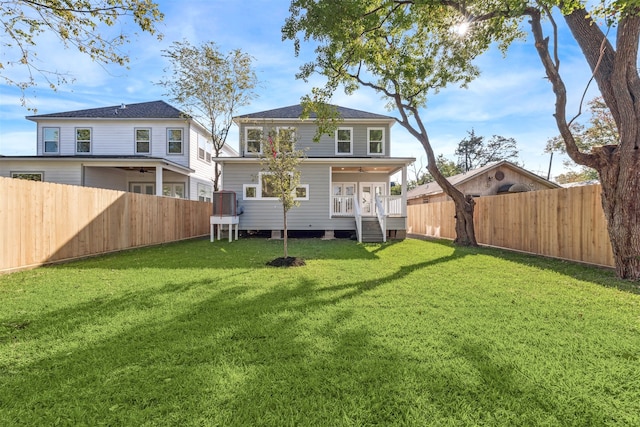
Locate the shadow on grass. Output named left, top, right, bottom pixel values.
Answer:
left=408, top=235, right=640, bottom=295
left=1, top=246, right=629, bottom=425
left=49, top=237, right=381, bottom=271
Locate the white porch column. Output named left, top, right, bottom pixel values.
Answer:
left=401, top=165, right=408, bottom=217
left=155, top=166, right=163, bottom=196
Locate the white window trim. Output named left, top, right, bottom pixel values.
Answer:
left=367, top=127, right=385, bottom=156
left=243, top=184, right=258, bottom=199
left=197, top=182, right=213, bottom=202
left=43, top=127, right=59, bottom=154
left=11, top=171, right=44, bottom=181
left=335, top=127, right=353, bottom=155
left=167, top=128, right=184, bottom=155
left=162, top=182, right=186, bottom=198
left=245, top=126, right=263, bottom=155
left=130, top=182, right=155, bottom=195
left=75, top=127, right=92, bottom=154
left=244, top=172, right=308, bottom=201
left=135, top=127, right=151, bottom=154
left=294, top=184, right=309, bottom=201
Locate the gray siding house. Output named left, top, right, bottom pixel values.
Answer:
left=0, top=101, right=237, bottom=201
left=219, top=105, right=415, bottom=242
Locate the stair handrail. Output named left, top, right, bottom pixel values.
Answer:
left=375, top=194, right=386, bottom=243
left=353, top=196, right=362, bottom=243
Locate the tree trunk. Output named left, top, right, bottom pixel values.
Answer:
left=283, top=207, right=288, bottom=259
left=453, top=194, right=477, bottom=246
left=426, top=162, right=478, bottom=247
left=527, top=8, right=640, bottom=280
left=596, top=147, right=640, bottom=280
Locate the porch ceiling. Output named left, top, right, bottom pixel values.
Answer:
left=332, top=166, right=397, bottom=174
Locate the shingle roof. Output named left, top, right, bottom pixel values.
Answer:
left=27, top=100, right=187, bottom=120
left=234, top=104, right=394, bottom=121
left=406, top=160, right=559, bottom=199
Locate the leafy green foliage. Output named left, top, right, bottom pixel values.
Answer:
left=456, top=129, right=520, bottom=172
left=1, top=0, right=164, bottom=110
left=157, top=40, right=258, bottom=190
left=546, top=97, right=618, bottom=182
left=259, top=127, right=306, bottom=258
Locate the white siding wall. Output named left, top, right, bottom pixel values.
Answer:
left=222, top=162, right=394, bottom=231
left=238, top=122, right=391, bottom=157
left=84, top=167, right=128, bottom=191
left=187, top=126, right=216, bottom=185
left=0, top=160, right=82, bottom=186
left=35, top=119, right=191, bottom=167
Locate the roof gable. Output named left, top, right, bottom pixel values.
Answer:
left=234, top=104, right=394, bottom=121
left=407, top=161, right=560, bottom=199
left=27, top=101, right=187, bottom=120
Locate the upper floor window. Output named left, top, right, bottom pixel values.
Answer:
left=335, top=127, right=352, bottom=155
left=245, top=127, right=263, bottom=154
left=368, top=128, right=385, bottom=155
left=198, top=134, right=206, bottom=161
left=76, top=128, right=91, bottom=153
left=43, top=127, right=59, bottom=154
left=167, top=128, right=183, bottom=154
left=206, top=140, right=212, bottom=163
left=274, top=127, right=296, bottom=149
left=135, top=128, right=151, bottom=154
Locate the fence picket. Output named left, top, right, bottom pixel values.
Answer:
left=0, top=177, right=211, bottom=273
left=408, top=184, right=615, bottom=268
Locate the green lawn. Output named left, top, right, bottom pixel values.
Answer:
left=1, top=237, right=639, bottom=426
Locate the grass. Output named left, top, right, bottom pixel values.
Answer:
left=1, top=237, right=639, bottom=426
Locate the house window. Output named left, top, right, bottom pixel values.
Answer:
left=76, top=128, right=91, bottom=153
left=11, top=172, right=43, bottom=181
left=335, top=127, right=352, bottom=155
left=163, top=183, right=185, bottom=198
left=205, top=140, right=212, bottom=163
left=167, top=128, right=183, bottom=154
left=368, top=128, right=384, bottom=155
left=244, top=172, right=308, bottom=200
left=245, top=127, right=263, bottom=154
left=261, top=173, right=278, bottom=199
left=197, top=183, right=212, bottom=202
left=130, top=183, right=155, bottom=195
left=275, top=127, right=296, bottom=149
left=198, top=134, right=206, bottom=161
left=243, top=184, right=257, bottom=199
left=43, top=127, right=59, bottom=153
left=135, top=128, right=151, bottom=154
left=295, top=184, right=309, bottom=201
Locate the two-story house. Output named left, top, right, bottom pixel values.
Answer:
left=0, top=100, right=236, bottom=201
left=218, top=104, right=415, bottom=242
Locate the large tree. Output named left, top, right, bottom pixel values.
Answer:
left=546, top=96, right=618, bottom=182
left=1, top=0, right=164, bottom=109
left=157, top=40, right=258, bottom=191
left=284, top=1, right=640, bottom=280
left=456, top=129, right=519, bottom=172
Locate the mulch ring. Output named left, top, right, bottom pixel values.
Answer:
left=266, top=257, right=306, bottom=267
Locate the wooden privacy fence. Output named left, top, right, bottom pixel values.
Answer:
left=0, top=177, right=211, bottom=273
left=407, top=184, right=615, bottom=268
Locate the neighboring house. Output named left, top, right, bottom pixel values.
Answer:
left=0, top=101, right=237, bottom=201
left=407, top=160, right=560, bottom=205
left=218, top=104, right=415, bottom=242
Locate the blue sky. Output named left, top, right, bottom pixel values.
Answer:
left=0, top=0, right=606, bottom=179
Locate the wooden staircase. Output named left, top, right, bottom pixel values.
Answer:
left=360, top=217, right=384, bottom=243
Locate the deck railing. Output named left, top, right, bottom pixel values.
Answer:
left=332, top=195, right=355, bottom=216
left=375, top=195, right=387, bottom=243
left=378, top=195, right=403, bottom=216
left=353, top=197, right=362, bottom=243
